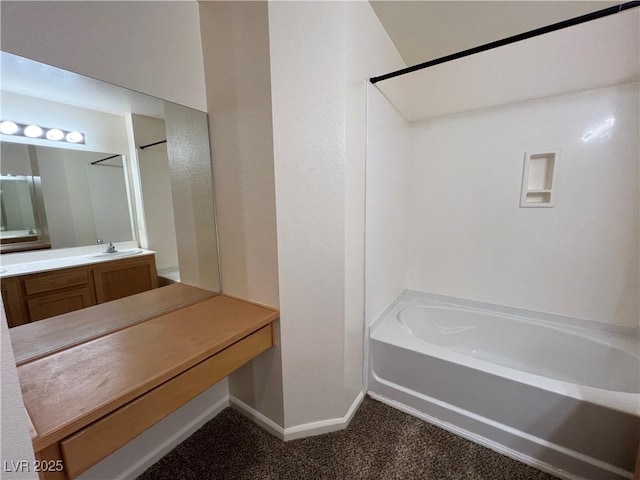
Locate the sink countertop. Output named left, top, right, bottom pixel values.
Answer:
left=0, top=247, right=155, bottom=279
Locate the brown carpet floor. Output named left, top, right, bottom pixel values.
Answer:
left=137, top=396, right=559, bottom=480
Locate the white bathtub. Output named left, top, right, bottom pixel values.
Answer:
left=368, top=290, right=640, bottom=480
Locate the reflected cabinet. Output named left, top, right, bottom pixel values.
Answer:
left=1, top=254, right=158, bottom=327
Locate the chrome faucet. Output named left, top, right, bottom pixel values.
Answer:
left=97, top=239, right=104, bottom=245
left=103, top=241, right=117, bottom=254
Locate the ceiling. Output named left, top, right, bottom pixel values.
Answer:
left=370, top=1, right=621, bottom=66
left=373, top=6, right=638, bottom=121
left=0, top=52, right=166, bottom=119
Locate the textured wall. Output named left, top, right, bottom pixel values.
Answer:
left=199, top=0, right=283, bottom=427
left=165, top=102, right=221, bottom=292
left=0, top=305, right=37, bottom=479
left=269, top=1, right=348, bottom=428
left=199, top=1, right=279, bottom=307
left=268, top=1, right=404, bottom=427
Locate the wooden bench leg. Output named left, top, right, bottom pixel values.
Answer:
left=35, top=443, right=68, bottom=480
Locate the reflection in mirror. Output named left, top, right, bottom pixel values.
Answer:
left=1, top=51, right=221, bottom=360
left=1, top=175, right=38, bottom=242
left=1, top=142, right=133, bottom=252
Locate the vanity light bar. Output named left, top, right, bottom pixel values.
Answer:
left=0, top=120, right=85, bottom=144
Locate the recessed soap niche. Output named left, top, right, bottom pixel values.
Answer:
left=520, top=150, right=559, bottom=208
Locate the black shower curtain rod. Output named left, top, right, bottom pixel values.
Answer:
left=91, top=154, right=121, bottom=165
left=139, top=139, right=167, bottom=150
left=91, top=139, right=168, bottom=164
left=370, top=0, right=640, bottom=84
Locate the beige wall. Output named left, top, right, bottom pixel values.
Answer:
left=269, top=0, right=348, bottom=428
left=268, top=1, right=404, bottom=428
left=0, top=1, right=207, bottom=111
left=199, top=1, right=279, bottom=308
left=199, top=1, right=284, bottom=427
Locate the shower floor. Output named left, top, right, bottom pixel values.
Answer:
left=137, top=396, right=558, bottom=480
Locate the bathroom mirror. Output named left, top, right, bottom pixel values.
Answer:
left=1, top=142, right=133, bottom=252
left=1, top=51, right=221, bottom=351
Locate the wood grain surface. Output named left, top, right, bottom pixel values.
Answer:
left=20, top=294, right=279, bottom=452
left=60, top=325, right=273, bottom=478
left=11, top=283, right=217, bottom=365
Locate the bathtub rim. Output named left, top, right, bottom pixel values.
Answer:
left=397, top=305, right=639, bottom=358
left=372, top=289, right=639, bottom=338
left=370, top=290, right=640, bottom=417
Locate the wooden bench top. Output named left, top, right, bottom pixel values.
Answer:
left=18, top=293, right=279, bottom=452
left=11, top=283, right=218, bottom=365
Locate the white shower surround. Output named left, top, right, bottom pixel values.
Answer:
left=369, top=291, right=640, bottom=480
left=405, top=82, right=639, bottom=328
left=364, top=37, right=639, bottom=480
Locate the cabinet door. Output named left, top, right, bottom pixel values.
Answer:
left=23, top=270, right=91, bottom=296
left=1, top=277, right=28, bottom=327
left=93, top=256, right=158, bottom=304
left=27, top=287, right=96, bottom=322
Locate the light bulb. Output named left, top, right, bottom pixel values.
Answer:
left=46, top=128, right=64, bottom=141
left=24, top=125, right=44, bottom=138
left=0, top=121, right=19, bottom=135
left=65, top=131, right=84, bottom=143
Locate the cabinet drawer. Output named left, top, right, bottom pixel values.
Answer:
left=23, top=270, right=91, bottom=296
left=60, top=324, right=273, bottom=479
left=27, top=287, right=95, bottom=322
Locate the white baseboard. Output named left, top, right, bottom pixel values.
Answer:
left=230, top=391, right=365, bottom=442
left=114, top=395, right=230, bottom=480
left=283, top=390, right=365, bottom=441
left=228, top=396, right=286, bottom=439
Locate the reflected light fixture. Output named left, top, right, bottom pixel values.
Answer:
left=0, top=120, right=85, bottom=144
left=24, top=125, right=43, bottom=138
left=0, top=121, right=19, bottom=135
left=46, top=128, right=64, bottom=141
left=65, top=131, right=84, bottom=143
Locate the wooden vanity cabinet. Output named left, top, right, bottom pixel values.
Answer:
left=1, top=277, right=28, bottom=327
left=92, top=256, right=157, bottom=304
left=1, top=254, right=157, bottom=327
left=26, top=287, right=96, bottom=323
